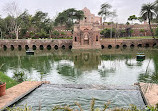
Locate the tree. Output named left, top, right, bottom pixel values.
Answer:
left=155, top=0, right=158, bottom=22
left=54, top=8, right=84, bottom=29
left=98, top=3, right=112, bottom=22
left=100, top=28, right=116, bottom=38
left=137, top=17, right=144, bottom=23
left=140, top=29, right=145, bottom=36
left=155, top=26, right=158, bottom=36
left=3, top=2, right=22, bottom=39
left=128, top=15, right=137, bottom=24
left=140, top=3, right=156, bottom=39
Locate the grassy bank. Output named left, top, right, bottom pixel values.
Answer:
left=119, top=36, right=158, bottom=39
left=101, top=36, right=158, bottom=39
left=0, top=72, right=18, bottom=89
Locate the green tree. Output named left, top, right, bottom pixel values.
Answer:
left=98, top=3, right=113, bottom=22
left=140, top=3, right=156, bottom=38
left=52, top=30, right=60, bottom=39
left=54, top=8, right=84, bottom=29
left=140, top=29, right=145, bottom=36
left=32, top=11, right=53, bottom=37
left=100, top=28, right=116, bottom=38
left=128, top=15, right=137, bottom=24
left=155, top=26, right=158, bottom=36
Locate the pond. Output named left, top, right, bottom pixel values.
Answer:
left=0, top=49, right=158, bottom=110
left=1, top=49, right=158, bottom=85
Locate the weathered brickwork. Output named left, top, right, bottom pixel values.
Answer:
left=0, top=39, right=157, bottom=51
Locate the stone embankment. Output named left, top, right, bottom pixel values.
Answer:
left=0, top=81, right=50, bottom=111
left=138, top=83, right=158, bottom=107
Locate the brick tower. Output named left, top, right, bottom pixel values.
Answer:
left=72, top=7, right=101, bottom=49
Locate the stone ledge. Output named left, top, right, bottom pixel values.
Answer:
left=0, top=81, right=50, bottom=111
left=138, top=82, right=158, bottom=107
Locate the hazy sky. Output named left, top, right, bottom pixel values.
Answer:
left=0, top=0, right=156, bottom=23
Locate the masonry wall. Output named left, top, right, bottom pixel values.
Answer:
left=0, top=39, right=157, bottom=51
left=0, top=39, right=73, bottom=50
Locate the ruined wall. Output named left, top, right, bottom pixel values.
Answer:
left=0, top=39, right=73, bottom=50
left=100, top=39, right=158, bottom=49
left=0, top=39, right=157, bottom=51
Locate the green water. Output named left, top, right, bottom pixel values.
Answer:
left=0, top=49, right=158, bottom=85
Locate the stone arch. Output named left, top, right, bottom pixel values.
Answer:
left=145, top=43, right=149, bottom=48
left=75, top=37, right=77, bottom=42
left=115, top=45, right=120, bottom=49
left=54, top=45, right=58, bottom=50
left=62, top=45, right=65, bottom=49
left=69, top=45, right=72, bottom=49
left=40, top=45, right=44, bottom=50
left=101, top=45, right=104, bottom=49
left=138, top=44, right=142, bottom=48
left=32, top=45, right=37, bottom=50
left=25, top=45, right=29, bottom=50
left=10, top=45, right=14, bottom=50
left=18, top=45, right=22, bottom=51
left=130, top=44, right=135, bottom=48
left=96, top=36, right=98, bottom=41
left=108, top=45, right=112, bottom=49
left=47, top=45, right=51, bottom=50
left=123, top=44, right=127, bottom=49
left=153, top=43, right=157, bottom=47
left=3, top=45, right=7, bottom=51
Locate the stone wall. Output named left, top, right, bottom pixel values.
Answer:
left=0, top=39, right=73, bottom=50
left=100, top=39, right=158, bottom=49
left=0, top=39, right=157, bottom=51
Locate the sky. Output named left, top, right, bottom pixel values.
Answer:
left=0, top=0, right=156, bottom=23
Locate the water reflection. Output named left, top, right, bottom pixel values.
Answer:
left=0, top=49, right=157, bottom=84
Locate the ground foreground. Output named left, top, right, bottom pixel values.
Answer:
left=0, top=81, right=49, bottom=110
left=139, top=83, right=158, bottom=107
left=0, top=82, right=157, bottom=111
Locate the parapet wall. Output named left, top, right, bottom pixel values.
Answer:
left=100, top=39, right=158, bottom=49
left=0, top=39, right=73, bottom=50
left=0, top=39, right=157, bottom=51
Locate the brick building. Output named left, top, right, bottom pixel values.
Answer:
left=53, top=7, right=158, bottom=38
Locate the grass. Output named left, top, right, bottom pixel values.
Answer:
left=0, top=72, right=18, bottom=89
left=7, top=98, right=158, bottom=111
left=119, top=36, right=158, bottom=39
left=101, top=36, right=158, bottom=39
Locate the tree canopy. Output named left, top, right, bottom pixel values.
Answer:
left=54, top=8, right=84, bottom=29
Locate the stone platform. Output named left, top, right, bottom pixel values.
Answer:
left=139, top=83, right=158, bottom=107
left=0, top=81, right=50, bottom=111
